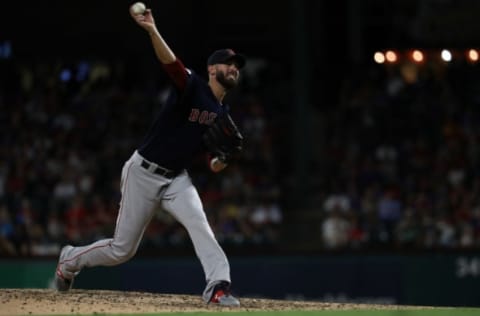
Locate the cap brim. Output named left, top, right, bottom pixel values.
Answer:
left=226, top=54, right=246, bottom=69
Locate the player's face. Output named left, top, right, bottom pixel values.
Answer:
left=215, top=62, right=240, bottom=90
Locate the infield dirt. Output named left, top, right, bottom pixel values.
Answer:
left=0, top=289, right=433, bottom=315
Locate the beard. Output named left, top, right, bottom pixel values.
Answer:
left=216, top=71, right=238, bottom=90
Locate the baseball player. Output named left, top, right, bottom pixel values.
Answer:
left=53, top=4, right=245, bottom=307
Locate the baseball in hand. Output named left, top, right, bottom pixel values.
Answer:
left=131, top=2, right=146, bottom=15
left=210, top=157, right=227, bottom=173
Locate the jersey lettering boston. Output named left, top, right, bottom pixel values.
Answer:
left=138, top=64, right=226, bottom=171
left=188, top=109, right=218, bottom=125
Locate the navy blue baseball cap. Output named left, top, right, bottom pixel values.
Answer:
left=207, top=49, right=246, bottom=69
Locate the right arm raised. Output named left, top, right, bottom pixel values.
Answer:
left=130, top=6, right=176, bottom=64
left=130, top=5, right=188, bottom=89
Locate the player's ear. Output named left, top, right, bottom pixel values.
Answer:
left=207, top=65, right=216, bottom=76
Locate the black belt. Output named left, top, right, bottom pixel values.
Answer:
left=140, top=160, right=179, bottom=179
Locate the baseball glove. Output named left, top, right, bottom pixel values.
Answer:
left=203, top=113, right=243, bottom=163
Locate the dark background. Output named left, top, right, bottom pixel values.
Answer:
left=2, top=0, right=480, bottom=254
left=2, top=0, right=479, bottom=104
left=4, top=0, right=480, bottom=102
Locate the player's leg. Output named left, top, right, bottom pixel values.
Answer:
left=160, top=172, right=239, bottom=305
left=55, top=153, right=167, bottom=289
left=161, top=173, right=230, bottom=283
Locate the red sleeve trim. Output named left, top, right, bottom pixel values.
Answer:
left=162, top=59, right=188, bottom=91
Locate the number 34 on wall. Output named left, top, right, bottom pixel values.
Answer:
left=456, top=257, right=480, bottom=278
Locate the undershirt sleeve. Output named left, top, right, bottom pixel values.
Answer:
left=162, top=58, right=189, bottom=91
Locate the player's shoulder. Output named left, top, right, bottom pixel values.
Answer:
left=185, top=68, right=199, bottom=83
left=185, top=68, right=207, bottom=88
left=181, top=68, right=206, bottom=99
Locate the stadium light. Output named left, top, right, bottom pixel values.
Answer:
left=441, top=49, right=452, bottom=62
left=374, top=48, right=480, bottom=66
left=385, top=50, right=397, bottom=63
left=411, top=50, right=424, bottom=63
left=373, top=51, right=385, bottom=64
left=467, top=49, right=478, bottom=62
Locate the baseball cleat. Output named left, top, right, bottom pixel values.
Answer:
left=54, top=245, right=74, bottom=292
left=208, top=281, right=240, bottom=307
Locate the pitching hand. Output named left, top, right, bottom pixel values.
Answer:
left=130, top=7, right=157, bottom=33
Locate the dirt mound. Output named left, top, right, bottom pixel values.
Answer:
left=0, top=289, right=430, bottom=315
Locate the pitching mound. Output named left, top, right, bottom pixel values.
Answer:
left=0, top=289, right=430, bottom=315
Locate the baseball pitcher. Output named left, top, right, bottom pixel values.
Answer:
left=53, top=3, right=245, bottom=307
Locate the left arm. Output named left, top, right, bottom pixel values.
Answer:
left=203, top=114, right=244, bottom=173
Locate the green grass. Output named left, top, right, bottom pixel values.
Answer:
left=82, top=308, right=480, bottom=316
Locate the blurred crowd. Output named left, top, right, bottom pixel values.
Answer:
left=317, top=59, right=480, bottom=250
left=2, top=54, right=480, bottom=257
left=0, top=58, right=282, bottom=256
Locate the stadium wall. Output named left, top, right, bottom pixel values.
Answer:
left=0, top=254, right=479, bottom=307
